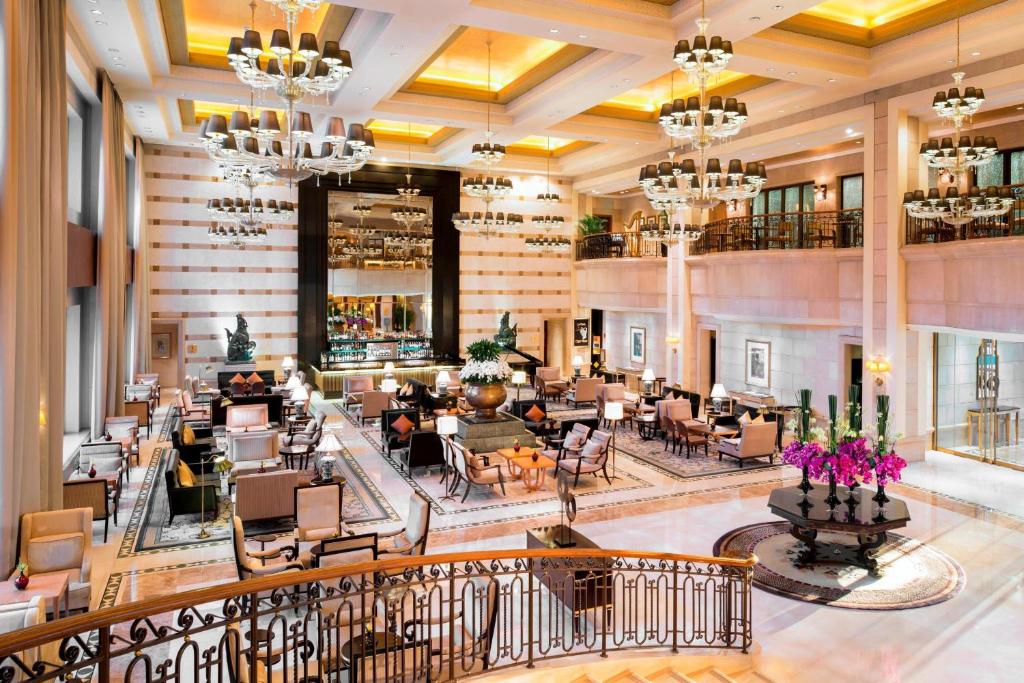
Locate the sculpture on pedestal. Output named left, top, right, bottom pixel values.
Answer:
left=494, top=312, right=518, bottom=349
left=225, top=313, right=256, bottom=362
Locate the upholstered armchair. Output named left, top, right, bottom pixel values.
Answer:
left=378, top=493, right=431, bottom=560
left=230, top=515, right=302, bottom=582
left=542, top=422, right=591, bottom=462
left=656, top=399, right=701, bottom=451
left=281, top=411, right=326, bottom=449
left=717, top=421, right=778, bottom=467
left=225, top=403, right=270, bottom=432
left=535, top=367, right=568, bottom=402
left=565, top=377, right=604, bottom=408
left=674, top=420, right=709, bottom=458
left=16, top=508, right=93, bottom=612
left=227, top=430, right=281, bottom=478
left=164, top=450, right=218, bottom=524
left=0, top=596, right=61, bottom=677
left=343, top=375, right=374, bottom=409
left=381, top=407, right=420, bottom=456
left=79, top=441, right=126, bottom=486
left=511, top=399, right=549, bottom=435
left=403, top=431, right=446, bottom=474
left=176, top=389, right=208, bottom=424
left=556, top=430, right=612, bottom=486
left=234, top=469, right=298, bottom=523
left=171, top=425, right=215, bottom=466
left=103, top=416, right=139, bottom=468
left=63, top=479, right=113, bottom=542
left=314, top=533, right=384, bottom=647
left=450, top=444, right=506, bottom=501
left=596, top=383, right=626, bottom=423
left=360, top=391, right=394, bottom=424
left=293, top=482, right=347, bottom=567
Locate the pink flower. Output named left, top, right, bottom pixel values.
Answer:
left=874, top=451, right=907, bottom=486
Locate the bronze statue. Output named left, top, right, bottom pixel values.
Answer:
left=494, top=311, right=518, bottom=349
left=225, top=313, right=256, bottom=362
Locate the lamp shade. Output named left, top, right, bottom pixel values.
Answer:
left=436, top=370, right=451, bottom=385
left=281, top=356, right=296, bottom=369
left=511, top=370, right=527, bottom=385
left=710, top=383, right=729, bottom=399
left=285, top=375, right=301, bottom=390
left=290, top=386, right=310, bottom=401
left=604, top=402, right=624, bottom=421
left=383, top=362, right=396, bottom=374
left=381, top=378, right=398, bottom=393
left=315, top=433, right=343, bottom=453
left=641, top=368, right=655, bottom=382
left=572, top=355, right=584, bottom=367
left=436, top=415, right=459, bottom=436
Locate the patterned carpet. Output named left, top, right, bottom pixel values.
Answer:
left=714, top=521, right=966, bottom=610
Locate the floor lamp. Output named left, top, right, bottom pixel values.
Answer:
left=604, top=401, right=623, bottom=480
left=437, top=415, right=459, bottom=501
left=511, top=370, right=527, bottom=402
left=198, top=453, right=227, bottom=539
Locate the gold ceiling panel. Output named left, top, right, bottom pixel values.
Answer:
left=179, top=99, right=285, bottom=127
left=366, top=119, right=459, bottom=146
left=586, top=73, right=773, bottom=122
left=777, top=0, right=1005, bottom=47
left=160, top=0, right=353, bottom=70
left=403, top=27, right=595, bottom=104
left=506, top=136, right=596, bottom=158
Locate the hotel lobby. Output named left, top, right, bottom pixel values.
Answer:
left=2, top=1, right=1024, bottom=681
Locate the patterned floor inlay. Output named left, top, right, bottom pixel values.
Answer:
left=714, top=521, right=966, bottom=610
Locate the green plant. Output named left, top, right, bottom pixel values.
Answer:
left=465, top=339, right=504, bottom=362
left=391, top=301, right=416, bottom=331
left=578, top=214, right=607, bottom=236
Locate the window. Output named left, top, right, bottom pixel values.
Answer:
left=971, top=146, right=1024, bottom=187
left=67, top=101, right=85, bottom=223
left=840, top=174, right=863, bottom=210
left=751, top=181, right=817, bottom=215
left=974, top=152, right=1004, bottom=188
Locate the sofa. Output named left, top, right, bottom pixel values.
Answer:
left=225, top=404, right=270, bottom=432
left=717, top=421, right=778, bottom=467
left=164, top=449, right=218, bottom=524
left=210, top=394, right=284, bottom=427
left=234, top=469, right=299, bottom=523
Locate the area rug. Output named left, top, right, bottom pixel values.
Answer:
left=128, top=446, right=395, bottom=554
left=713, top=521, right=965, bottom=610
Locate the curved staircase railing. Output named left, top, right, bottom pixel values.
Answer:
left=0, top=547, right=756, bottom=682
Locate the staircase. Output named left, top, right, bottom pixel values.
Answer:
left=473, top=655, right=783, bottom=683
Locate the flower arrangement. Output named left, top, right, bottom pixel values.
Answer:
left=460, top=339, right=513, bottom=385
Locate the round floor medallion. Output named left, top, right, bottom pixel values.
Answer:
left=714, top=521, right=965, bottom=610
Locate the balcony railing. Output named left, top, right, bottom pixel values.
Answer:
left=0, top=548, right=755, bottom=683
left=576, top=232, right=666, bottom=260
left=691, top=209, right=864, bottom=255
left=905, top=183, right=1024, bottom=244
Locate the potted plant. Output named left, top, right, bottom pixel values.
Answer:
left=577, top=214, right=607, bottom=237
left=460, top=339, right=512, bottom=419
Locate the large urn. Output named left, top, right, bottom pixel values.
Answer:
left=465, top=383, right=507, bottom=420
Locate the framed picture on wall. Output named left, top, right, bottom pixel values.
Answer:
left=152, top=332, right=172, bottom=359
left=630, top=326, right=646, bottom=364
left=573, top=318, right=590, bottom=346
left=745, top=340, right=771, bottom=388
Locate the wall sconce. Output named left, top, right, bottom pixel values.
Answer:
left=665, top=334, right=680, bottom=354
left=815, top=184, right=827, bottom=201
left=865, top=356, right=892, bottom=385
left=726, top=199, right=739, bottom=212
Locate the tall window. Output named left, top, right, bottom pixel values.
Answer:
left=751, top=181, right=816, bottom=215
left=972, top=147, right=1024, bottom=187
left=840, top=174, right=863, bottom=210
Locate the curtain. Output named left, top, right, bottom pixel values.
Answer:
left=0, top=0, right=68, bottom=571
left=92, top=72, right=128, bottom=434
left=132, top=138, right=151, bottom=376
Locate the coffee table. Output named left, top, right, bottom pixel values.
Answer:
left=0, top=570, right=71, bottom=619
left=635, top=413, right=658, bottom=440
left=768, top=484, right=910, bottom=575
left=280, top=444, right=313, bottom=470
left=506, top=454, right=556, bottom=491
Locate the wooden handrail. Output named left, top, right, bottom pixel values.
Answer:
left=0, top=547, right=755, bottom=656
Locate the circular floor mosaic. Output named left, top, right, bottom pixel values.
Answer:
left=714, top=521, right=965, bottom=610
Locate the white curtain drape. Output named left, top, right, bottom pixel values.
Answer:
left=132, top=138, right=151, bottom=376
left=92, top=72, right=128, bottom=435
left=0, top=0, right=68, bottom=571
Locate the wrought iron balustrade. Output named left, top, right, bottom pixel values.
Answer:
left=0, top=548, right=755, bottom=683
left=904, top=183, right=1024, bottom=244
left=575, top=232, right=666, bottom=260
left=691, top=209, right=864, bottom=255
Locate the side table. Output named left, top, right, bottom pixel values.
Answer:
left=0, top=571, right=71, bottom=620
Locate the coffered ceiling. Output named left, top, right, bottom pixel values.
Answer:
left=73, top=0, right=1024, bottom=190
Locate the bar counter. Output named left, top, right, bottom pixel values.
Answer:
left=311, top=358, right=462, bottom=398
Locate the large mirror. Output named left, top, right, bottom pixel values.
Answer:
left=322, top=190, right=434, bottom=367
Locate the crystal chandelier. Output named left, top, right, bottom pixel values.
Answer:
left=640, top=220, right=702, bottom=244
left=639, top=152, right=766, bottom=211
left=352, top=204, right=373, bottom=217
left=206, top=193, right=293, bottom=248
left=452, top=211, right=523, bottom=234
left=903, top=185, right=1013, bottom=225
left=919, top=10, right=998, bottom=178
left=392, top=122, right=428, bottom=229
left=462, top=175, right=513, bottom=202
left=525, top=235, right=570, bottom=252
left=471, top=42, right=506, bottom=166
left=527, top=138, right=570, bottom=252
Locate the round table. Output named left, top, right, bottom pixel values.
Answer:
left=280, top=444, right=313, bottom=470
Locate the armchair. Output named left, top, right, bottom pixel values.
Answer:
left=396, top=378, right=430, bottom=414
left=360, top=391, right=394, bottom=425
left=227, top=430, right=281, bottom=478
left=674, top=420, right=709, bottom=459
left=164, top=449, right=218, bottom=524
left=294, top=482, right=347, bottom=567
left=535, top=367, right=568, bottom=403
left=596, top=383, right=626, bottom=424
left=175, top=389, right=208, bottom=424
left=79, top=441, right=126, bottom=486
left=656, top=399, right=702, bottom=451
left=171, top=425, right=216, bottom=466
left=103, top=416, right=139, bottom=468
left=230, top=515, right=302, bottom=581
left=565, top=377, right=604, bottom=408
left=343, top=375, right=373, bottom=409
left=63, top=479, right=113, bottom=542
left=378, top=492, right=431, bottom=559
left=314, top=533, right=384, bottom=660
left=0, top=596, right=60, bottom=678
left=717, top=421, right=778, bottom=467
left=225, top=403, right=270, bottom=432
left=402, top=431, right=446, bottom=475
left=281, top=411, right=326, bottom=448
left=234, top=469, right=298, bottom=523
left=16, top=508, right=93, bottom=612
left=541, top=422, right=592, bottom=462
left=381, top=407, right=421, bottom=456
left=511, top=399, right=549, bottom=435
left=556, top=430, right=612, bottom=486
left=136, top=373, right=161, bottom=404
left=450, top=443, right=506, bottom=501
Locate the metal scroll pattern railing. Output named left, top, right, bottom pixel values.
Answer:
left=691, top=209, right=864, bottom=255
left=575, top=233, right=665, bottom=260
left=905, top=184, right=1024, bottom=244
left=0, top=550, right=754, bottom=683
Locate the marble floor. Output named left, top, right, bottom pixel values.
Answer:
left=81, top=395, right=1024, bottom=682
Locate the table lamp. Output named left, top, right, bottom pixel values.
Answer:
left=281, top=356, right=296, bottom=379
left=436, top=370, right=451, bottom=395
left=383, top=362, right=395, bottom=379
left=381, top=378, right=398, bottom=394
left=290, top=385, right=310, bottom=418
left=572, top=355, right=584, bottom=378
left=314, top=432, right=343, bottom=481
left=604, top=401, right=623, bottom=480
left=285, top=374, right=301, bottom=391
left=711, top=383, right=729, bottom=413
left=511, top=370, right=527, bottom=401
left=641, top=368, right=655, bottom=395
left=436, top=415, right=459, bottom=501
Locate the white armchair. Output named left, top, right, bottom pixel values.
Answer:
left=0, top=596, right=61, bottom=681
left=16, top=508, right=93, bottom=612
left=293, top=482, right=347, bottom=567
left=227, top=430, right=280, bottom=478
left=378, top=492, right=431, bottom=560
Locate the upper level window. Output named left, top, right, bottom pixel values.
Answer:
left=972, top=147, right=1024, bottom=187
left=840, top=174, right=863, bottom=210
left=751, top=181, right=816, bottom=215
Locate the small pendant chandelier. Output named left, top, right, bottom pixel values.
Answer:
left=527, top=138, right=570, bottom=252
left=903, top=185, right=1013, bottom=225
left=392, top=122, right=428, bottom=229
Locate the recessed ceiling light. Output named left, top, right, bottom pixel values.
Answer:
left=90, top=9, right=102, bottom=15
left=549, top=28, right=559, bottom=34
left=845, top=128, right=854, bottom=134
left=855, top=140, right=862, bottom=144
left=622, top=78, right=631, bottom=83
left=115, top=63, right=126, bottom=68
left=95, top=20, right=107, bottom=25
left=380, top=157, right=387, bottom=163
left=787, top=71, right=797, bottom=76
left=772, top=4, right=784, bottom=9
left=766, top=67, right=776, bottom=72
left=971, top=51, right=981, bottom=56
left=778, top=109, right=785, bottom=113
left=827, top=77, right=837, bottom=83
left=578, top=34, right=588, bottom=39
left=634, top=141, right=640, bottom=145
left=108, top=47, right=119, bottom=52
left=749, top=16, right=761, bottom=22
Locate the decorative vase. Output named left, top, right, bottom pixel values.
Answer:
left=825, top=472, right=840, bottom=507
left=872, top=482, right=889, bottom=506
left=465, top=383, right=507, bottom=420
left=531, top=453, right=539, bottom=462
left=88, top=465, right=97, bottom=479
left=798, top=465, right=813, bottom=494
left=14, top=571, right=28, bottom=590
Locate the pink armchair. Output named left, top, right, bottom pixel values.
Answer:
left=565, top=377, right=604, bottom=408
left=596, top=383, right=626, bottom=423
left=344, top=375, right=374, bottom=409
left=556, top=430, right=612, bottom=487
left=16, top=508, right=93, bottom=612
left=717, top=421, right=778, bottom=467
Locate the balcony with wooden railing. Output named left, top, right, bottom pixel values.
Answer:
left=691, top=209, right=864, bottom=255
left=904, top=183, right=1024, bottom=244
left=0, top=548, right=755, bottom=683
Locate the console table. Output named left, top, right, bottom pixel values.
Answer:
left=768, top=485, right=910, bottom=575
left=526, top=525, right=612, bottom=628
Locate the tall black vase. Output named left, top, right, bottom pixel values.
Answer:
left=825, top=472, right=840, bottom=507
left=872, top=482, right=889, bottom=505
left=798, top=465, right=813, bottom=494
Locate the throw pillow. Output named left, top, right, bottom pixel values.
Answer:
left=564, top=432, right=586, bottom=450
left=27, top=533, right=84, bottom=574
left=181, top=424, right=195, bottom=445
left=752, top=414, right=766, bottom=424
left=391, top=414, right=415, bottom=435
left=399, top=382, right=412, bottom=397
left=738, top=412, right=752, bottom=426
left=246, top=372, right=262, bottom=384
left=581, top=439, right=604, bottom=462
left=176, top=460, right=196, bottom=487
left=525, top=405, right=546, bottom=423
left=230, top=373, right=246, bottom=384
